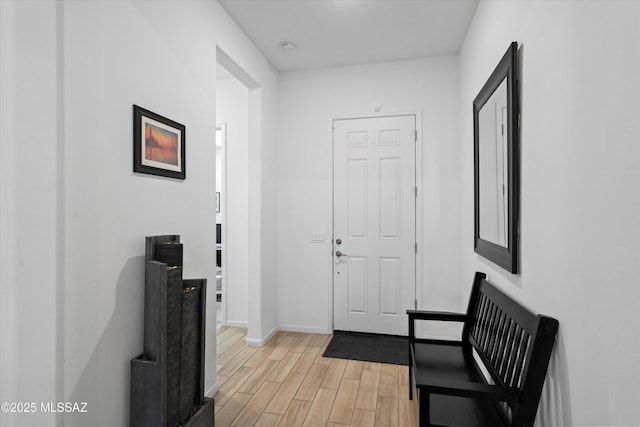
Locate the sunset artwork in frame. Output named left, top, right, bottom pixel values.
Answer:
left=133, top=105, right=186, bottom=180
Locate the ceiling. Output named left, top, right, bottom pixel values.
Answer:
left=219, top=0, right=479, bottom=72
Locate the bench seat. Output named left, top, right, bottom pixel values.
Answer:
left=407, top=272, right=558, bottom=427
left=412, top=341, right=510, bottom=427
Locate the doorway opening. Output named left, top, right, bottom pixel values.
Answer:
left=215, top=57, right=251, bottom=334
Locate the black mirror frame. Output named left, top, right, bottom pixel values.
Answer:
left=473, top=42, right=519, bottom=274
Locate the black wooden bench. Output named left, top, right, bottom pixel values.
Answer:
left=407, top=272, right=558, bottom=427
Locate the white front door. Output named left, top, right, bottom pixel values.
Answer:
left=333, top=115, right=416, bottom=336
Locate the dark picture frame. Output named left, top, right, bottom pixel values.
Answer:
left=133, top=105, right=186, bottom=180
left=473, top=42, right=519, bottom=273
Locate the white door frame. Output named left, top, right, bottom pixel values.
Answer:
left=328, top=110, right=424, bottom=333
left=216, top=123, right=227, bottom=326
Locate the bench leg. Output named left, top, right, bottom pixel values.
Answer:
left=418, top=389, right=430, bottom=427
left=408, top=343, right=414, bottom=400
left=409, top=366, right=413, bottom=400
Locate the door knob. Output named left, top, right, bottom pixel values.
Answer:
left=335, top=250, right=347, bottom=257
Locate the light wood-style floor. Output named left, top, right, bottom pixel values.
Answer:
left=213, top=327, right=418, bottom=427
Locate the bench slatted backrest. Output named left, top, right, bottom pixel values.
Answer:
left=462, top=273, right=559, bottom=426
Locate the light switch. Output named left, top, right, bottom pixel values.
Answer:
left=311, top=232, right=325, bottom=243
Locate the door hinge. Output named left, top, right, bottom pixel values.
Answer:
left=415, top=299, right=418, bottom=309
left=415, top=242, right=418, bottom=253
left=415, top=186, right=418, bottom=198
left=414, top=130, right=417, bottom=142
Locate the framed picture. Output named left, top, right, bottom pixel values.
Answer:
left=133, top=105, right=186, bottom=179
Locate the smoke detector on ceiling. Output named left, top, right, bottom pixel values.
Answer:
left=280, top=42, right=296, bottom=52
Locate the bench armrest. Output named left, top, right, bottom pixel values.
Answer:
left=407, top=310, right=467, bottom=340
left=406, top=310, right=467, bottom=322
left=421, top=378, right=520, bottom=403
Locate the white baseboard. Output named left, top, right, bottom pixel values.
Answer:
left=205, top=383, right=219, bottom=398
left=221, top=324, right=332, bottom=347
left=278, top=324, right=333, bottom=335
left=224, top=320, right=247, bottom=329
left=246, top=326, right=278, bottom=347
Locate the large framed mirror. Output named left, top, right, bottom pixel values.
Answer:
left=473, top=42, right=519, bottom=273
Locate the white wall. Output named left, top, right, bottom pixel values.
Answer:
left=0, top=0, right=278, bottom=426
left=254, top=82, right=280, bottom=343
left=0, top=2, right=61, bottom=426
left=460, top=1, right=640, bottom=426
left=277, top=57, right=462, bottom=334
left=216, top=77, right=250, bottom=327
